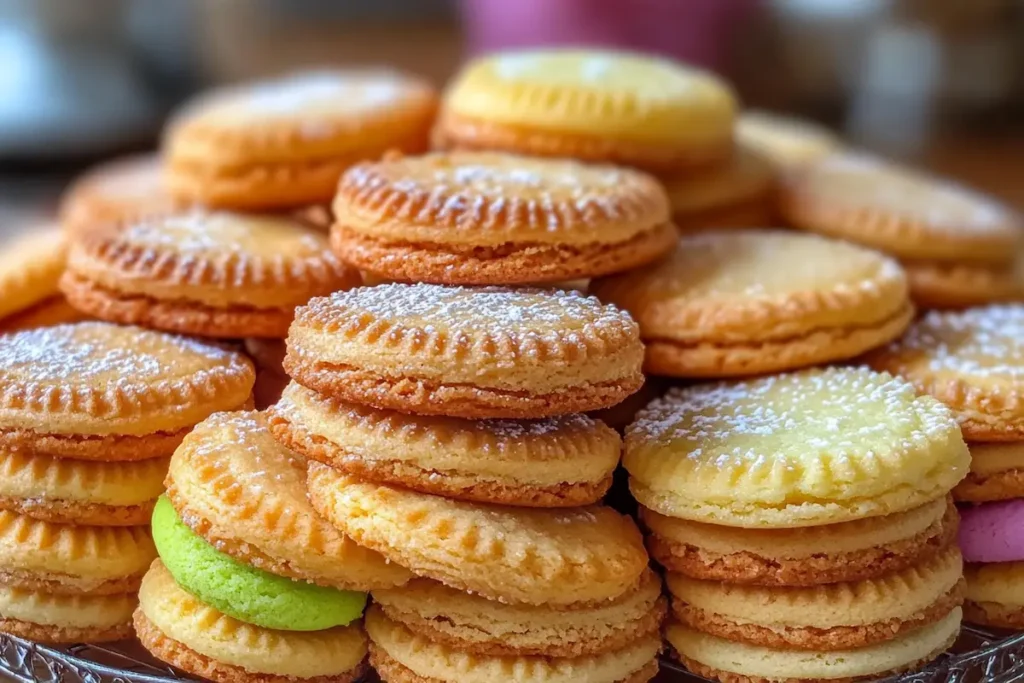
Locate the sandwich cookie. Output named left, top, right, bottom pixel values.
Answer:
left=285, top=284, right=645, bottom=418
left=435, top=49, right=736, bottom=173
left=955, top=442, right=1024, bottom=503
left=63, top=210, right=361, bottom=338
left=0, top=227, right=84, bottom=332
left=166, top=410, right=411, bottom=589
left=330, top=151, right=676, bottom=284
left=268, top=382, right=620, bottom=507
left=0, top=588, right=137, bottom=644
left=306, top=465, right=649, bottom=606
left=780, top=153, right=1021, bottom=265
left=624, top=367, right=969, bottom=527
left=662, top=148, right=776, bottom=232
left=903, top=253, right=1024, bottom=310
left=736, top=111, right=842, bottom=170
left=867, top=305, right=1024, bottom=441
left=164, top=70, right=438, bottom=209
left=959, top=500, right=1024, bottom=627
left=592, top=230, right=913, bottom=377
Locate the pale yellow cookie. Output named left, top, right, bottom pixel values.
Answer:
left=964, top=561, right=1024, bottom=628
left=955, top=442, right=1024, bottom=502
left=736, top=111, right=842, bottom=169
left=624, top=367, right=969, bottom=527
left=0, top=226, right=68, bottom=323
left=662, top=147, right=776, bottom=229
left=0, top=585, right=136, bottom=643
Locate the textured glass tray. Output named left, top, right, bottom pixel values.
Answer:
left=2, top=625, right=1024, bottom=683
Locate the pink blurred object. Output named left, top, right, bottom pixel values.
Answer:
left=459, top=0, right=758, bottom=70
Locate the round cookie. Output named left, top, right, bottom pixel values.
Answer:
left=642, top=497, right=958, bottom=586
left=623, top=367, right=970, bottom=527
left=964, top=561, right=1024, bottom=628
left=668, top=608, right=962, bottom=683
left=0, top=586, right=136, bottom=644
left=736, top=111, right=842, bottom=170
left=866, top=305, right=1024, bottom=440
left=136, top=560, right=368, bottom=683
left=58, top=154, right=184, bottom=237
left=662, top=148, right=776, bottom=232
left=0, top=509, right=154, bottom=595
left=306, top=464, right=649, bottom=606
left=330, top=151, right=676, bottom=285
left=0, top=322, right=254, bottom=460
left=434, top=49, right=736, bottom=172
left=0, top=226, right=71, bottom=326
left=667, top=546, right=963, bottom=651
left=63, top=210, right=361, bottom=338
left=372, top=569, right=664, bottom=658
left=167, top=410, right=411, bottom=589
left=780, top=153, right=1021, bottom=264
left=903, top=254, right=1024, bottom=310
left=286, top=284, right=644, bottom=419
left=269, top=381, right=620, bottom=507
left=955, top=442, right=1024, bottom=502
left=0, top=451, right=167, bottom=525
left=152, top=496, right=366, bottom=631
left=591, top=230, right=913, bottom=377
left=164, top=70, right=438, bottom=209
left=367, top=605, right=661, bottom=683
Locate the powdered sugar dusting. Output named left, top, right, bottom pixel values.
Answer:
left=124, top=210, right=324, bottom=256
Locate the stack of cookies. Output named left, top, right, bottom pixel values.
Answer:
left=265, top=283, right=665, bottom=683
left=781, top=153, right=1024, bottom=309
left=434, top=48, right=777, bottom=232
left=623, top=366, right=969, bottom=683
left=0, top=322, right=254, bottom=643
left=868, top=305, right=1024, bottom=629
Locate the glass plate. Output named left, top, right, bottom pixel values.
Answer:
left=1, top=624, right=1023, bottom=683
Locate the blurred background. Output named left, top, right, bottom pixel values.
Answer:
left=1, top=0, right=1023, bottom=227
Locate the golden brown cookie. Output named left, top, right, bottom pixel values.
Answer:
left=59, top=154, right=184, bottom=237
left=330, top=151, right=676, bottom=284
left=866, top=305, right=1024, bottom=441
left=642, top=497, right=958, bottom=587
left=0, top=585, right=136, bottom=643
left=286, top=283, right=644, bottom=419
left=781, top=153, right=1022, bottom=264
left=63, top=210, right=361, bottom=338
left=167, top=410, right=411, bottom=590
left=136, top=560, right=369, bottom=683
left=667, top=546, right=962, bottom=651
left=307, top=465, right=649, bottom=605
left=0, top=296, right=87, bottom=332
left=0, top=225, right=69, bottom=325
left=0, top=322, right=254, bottom=460
left=903, top=254, right=1024, bottom=310
left=268, top=381, right=619, bottom=507
left=366, top=605, right=661, bottom=683
left=955, top=442, right=1024, bottom=502
left=592, top=230, right=913, bottom=377
left=435, top=49, right=736, bottom=173
left=662, top=148, right=776, bottom=231
left=165, top=70, right=438, bottom=209
left=736, top=111, right=842, bottom=170
left=964, top=562, right=1024, bottom=628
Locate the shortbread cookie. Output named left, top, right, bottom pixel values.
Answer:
left=307, top=465, right=649, bottom=605
left=269, top=382, right=619, bottom=507
left=0, top=322, right=254, bottom=460
left=955, top=442, right=1024, bottom=502
left=736, top=111, right=842, bottom=169
left=435, top=49, right=735, bottom=172
left=592, top=230, right=913, bottom=377
left=643, top=497, right=957, bottom=586
left=668, top=608, right=961, bottom=683
left=168, top=411, right=411, bottom=589
left=0, top=451, right=167, bottom=525
left=59, top=154, right=183, bottom=237
left=0, top=509, right=154, bottom=595
left=668, top=546, right=962, bottom=650
left=0, top=226, right=69, bottom=324
left=367, top=605, right=661, bottom=683
left=964, top=561, right=1024, bottom=628
left=372, top=569, right=664, bottom=658
left=781, top=153, right=1021, bottom=264
left=165, top=70, right=437, bottom=209
left=662, top=148, right=776, bottom=231
left=904, top=255, right=1024, bottom=310
left=136, top=560, right=369, bottom=683
left=0, top=296, right=86, bottom=332
left=286, top=284, right=644, bottom=418
left=331, top=152, right=675, bottom=284
left=624, top=367, right=969, bottom=527
left=63, top=210, right=361, bottom=338
left=867, top=306, right=1024, bottom=440
left=0, top=585, right=136, bottom=643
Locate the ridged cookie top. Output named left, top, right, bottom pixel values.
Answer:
left=667, top=546, right=962, bottom=629
left=0, top=322, right=254, bottom=436
left=0, top=450, right=167, bottom=507
left=0, top=227, right=68, bottom=320
left=334, top=151, right=669, bottom=246
left=274, top=382, right=620, bottom=487
left=69, top=210, right=360, bottom=309
left=289, top=284, right=643, bottom=393
left=169, top=410, right=411, bottom=590
left=592, top=230, right=908, bottom=344
left=662, top=148, right=775, bottom=214
left=624, top=367, right=969, bottom=527
left=443, top=49, right=735, bottom=144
